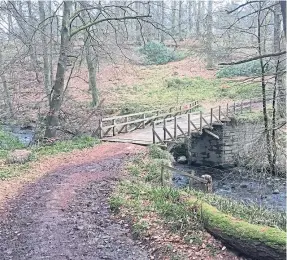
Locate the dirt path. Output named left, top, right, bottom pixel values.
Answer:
left=0, top=143, right=149, bottom=260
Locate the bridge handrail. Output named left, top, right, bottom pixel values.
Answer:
left=98, top=101, right=199, bottom=138
left=101, top=101, right=198, bottom=122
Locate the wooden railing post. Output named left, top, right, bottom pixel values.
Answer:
left=218, top=106, right=221, bottom=121
left=210, top=108, right=213, bottom=124
left=163, top=118, right=167, bottom=141
left=189, top=103, right=192, bottom=112
left=152, top=121, right=155, bottom=144
left=233, top=102, right=236, bottom=114
left=200, top=111, right=203, bottom=133
left=169, top=107, right=172, bottom=118
left=112, top=119, right=116, bottom=136
left=188, top=113, right=191, bottom=135
left=99, top=119, right=103, bottom=139
left=174, top=116, right=177, bottom=139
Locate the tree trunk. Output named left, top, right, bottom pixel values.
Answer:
left=274, top=2, right=286, bottom=118
left=206, top=0, right=213, bottom=68
left=196, top=0, right=200, bottom=37
left=206, top=225, right=285, bottom=260
left=48, top=1, right=54, bottom=88
left=189, top=199, right=286, bottom=260
left=39, top=1, right=51, bottom=105
left=85, top=36, right=99, bottom=107
left=0, top=52, right=13, bottom=118
left=135, top=1, right=141, bottom=45
left=257, top=3, right=274, bottom=174
left=160, top=1, right=165, bottom=42
left=7, top=10, right=13, bottom=41
left=171, top=1, right=176, bottom=36
left=44, top=1, right=72, bottom=138
left=178, top=1, right=183, bottom=41
left=188, top=1, right=192, bottom=37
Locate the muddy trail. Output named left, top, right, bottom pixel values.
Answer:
left=0, top=143, right=149, bottom=260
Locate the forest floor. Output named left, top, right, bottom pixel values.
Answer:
left=0, top=142, right=245, bottom=260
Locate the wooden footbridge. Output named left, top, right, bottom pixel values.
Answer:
left=97, top=99, right=258, bottom=146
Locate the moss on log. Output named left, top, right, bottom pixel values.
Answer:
left=188, top=198, right=286, bottom=260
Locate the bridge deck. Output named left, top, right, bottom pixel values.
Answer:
left=103, top=112, right=219, bottom=145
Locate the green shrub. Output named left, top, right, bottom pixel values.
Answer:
left=216, top=60, right=276, bottom=78
left=109, top=195, right=124, bottom=213
left=139, top=41, right=184, bottom=65
left=0, top=129, right=24, bottom=159
left=149, top=145, right=171, bottom=160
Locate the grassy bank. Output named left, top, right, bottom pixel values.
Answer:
left=0, top=131, right=100, bottom=180
left=110, top=146, right=286, bottom=258
left=111, top=75, right=260, bottom=114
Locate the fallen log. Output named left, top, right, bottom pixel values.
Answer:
left=188, top=198, right=286, bottom=260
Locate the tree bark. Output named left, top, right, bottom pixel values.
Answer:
left=189, top=199, right=286, bottom=260
left=257, top=3, right=274, bottom=174
left=196, top=0, right=200, bottom=37
left=274, top=2, right=286, bottom=118
left=135, top=1, right=141, bottom=45
left=206, top=0, right=213, bottom=68
left=39, top=1, right=51, bottom=105
left=0, top=52, right=13, bottom=118
left=160, top=1, right=165, bottom=42
left=171, top=1, right=176, bottom=36
left=188, top=1, right=192, bottom=37
left=178, top=1, right=183, bottom=41
left=85, top=36, right=99, bottom=107
left=48, top=1, right=53, bottom=89
left=44, top=1, right=72, bottom=138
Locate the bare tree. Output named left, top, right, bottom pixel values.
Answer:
left=206, top=0, right=213, bottom=68
left=38, top=1, right=51, bottom=104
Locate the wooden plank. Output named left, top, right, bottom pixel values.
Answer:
left=190, top=120, right=200, bottom=133
left=102, top=103, right=199, bottom=129
left=153, top=128, right=164, bottom=144
left=204, top=128, right=220, bottom=139
left=201, top=115, right=213, bottom=129
left=102, top=102, right=198, bottom=122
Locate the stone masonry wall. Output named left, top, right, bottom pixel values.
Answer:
left=187, top=118, right=264, bottom=168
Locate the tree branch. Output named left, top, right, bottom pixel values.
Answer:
left=219, top=51, right=286, bottom=65
left=70, top=15, right=151, bottom=38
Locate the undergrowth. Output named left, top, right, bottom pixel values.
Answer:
left=110, top=145, right=286, bottom=241
left=0, top=136, right=100, bottom=180
left=0, top=129, right=24, bottom=159
left=216, top=60, right=275, bottom=78
left=139, top=41, right=186, bottom=65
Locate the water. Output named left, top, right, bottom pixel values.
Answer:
left=173, top=163, right=286, bottom=213
left=2, top=124, right=34, bottom=147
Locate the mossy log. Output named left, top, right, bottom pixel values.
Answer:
left=189, top=199, right=286, bottom=260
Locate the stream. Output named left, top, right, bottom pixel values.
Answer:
left=173, top=163, right=286, bottom=213
left=1, top=124, right=34, bottom=147
left=2, top=124, right=286, bottom=213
